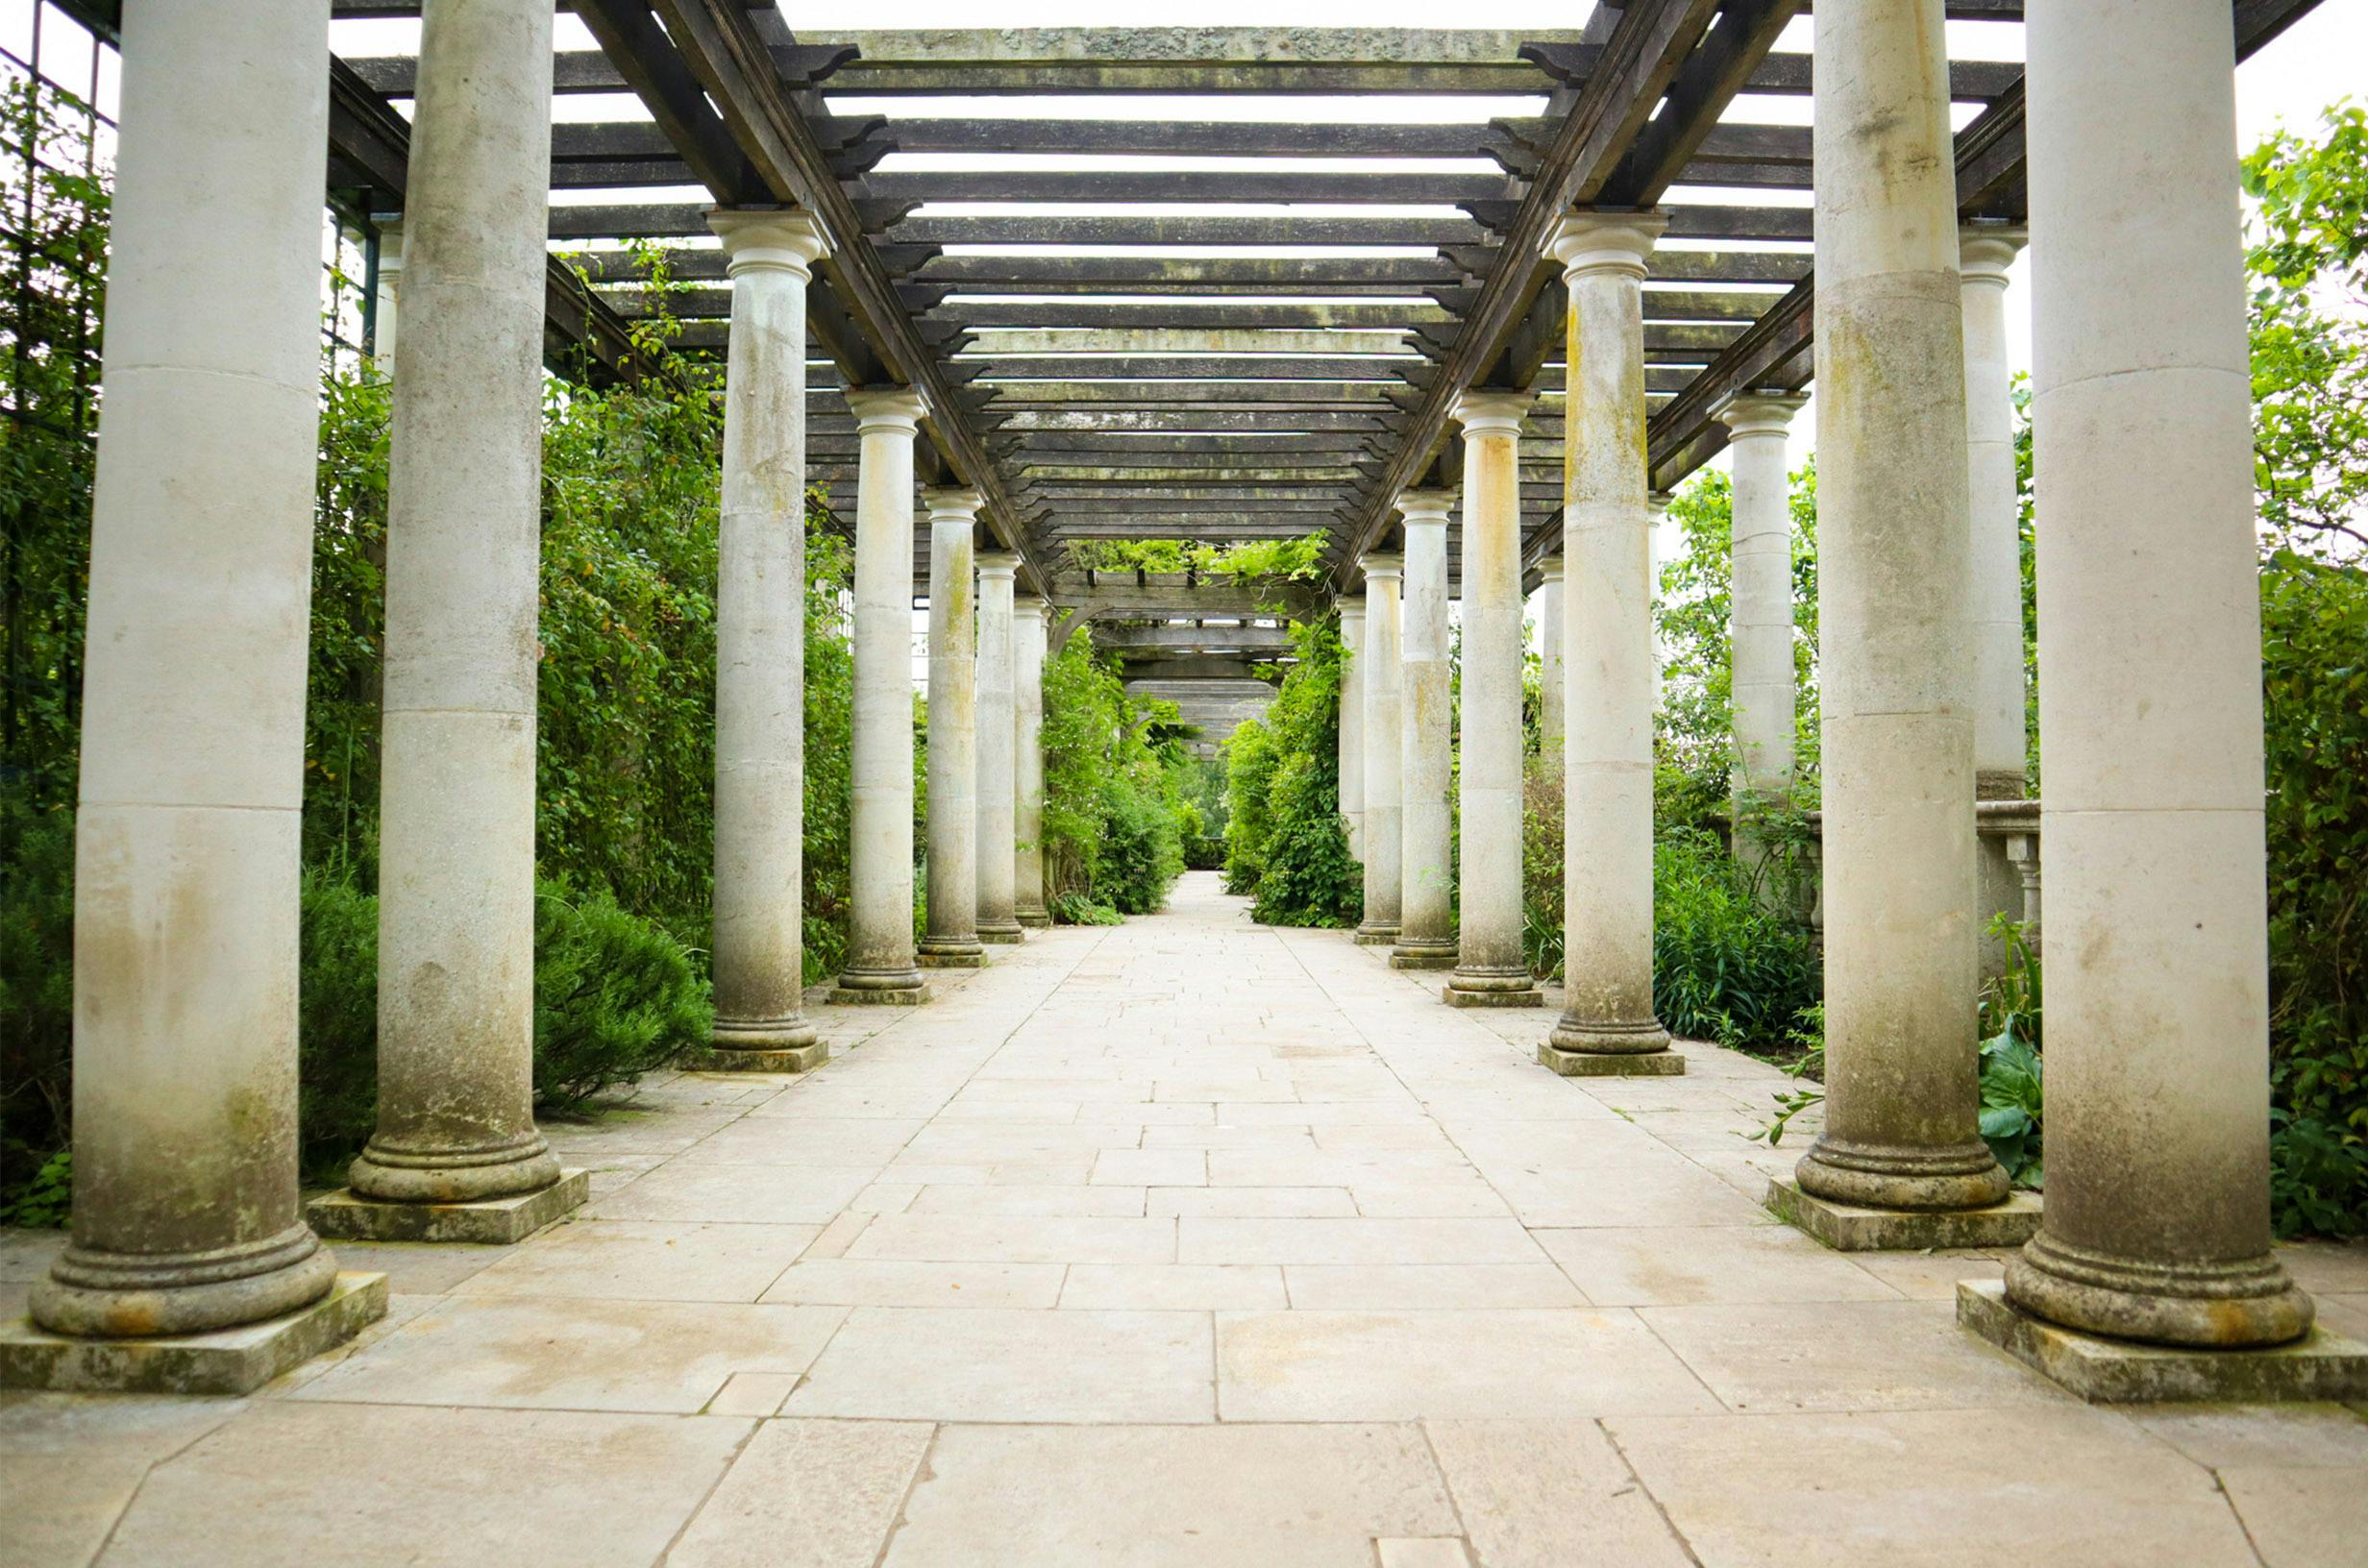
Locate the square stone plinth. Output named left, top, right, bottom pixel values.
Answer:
left=979, top=930, right=1026, bottom=946
left=0, top=1271, right=387, bottom=1396
left=1538, top=1043, right=1687, bottom=1077
left=1765, top=1177, right=2041, bottom=1252
left=307, top=1168, right=590, bottom=1245
left=1958, top=1280, right=2368, bottom=1404
left=1389, top=952, right=1458, bottom=971
left=918, top=951, right=990, bottom=969
left=1443, top=986, right=1545, bottom=1009
left=705, top=1041, right=830, bottom=1073
left=1352, top=931, right=1398, bottom=947
left=826, top=983, right=933, bottom=1006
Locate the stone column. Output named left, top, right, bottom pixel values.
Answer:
left=2001, top=0, right=2312, bottom=1347
left=1536, top=556, right=1566, bottom=748
left=918, top=490, right=983, bottom=968
left=1014, top=595, right=1052, bottom=927
left=1354, top=556, right=1403, bottom=945
left=370, top=218, right=403, bottom=376
left=1339, top=600, right=1366, bottom=861
left=835, top=387, right=931, bottom=1003
left=27, top=0, right=347, bottom=1342
left=1393, top=493, right=1458, bottom=969
left=1788, top=0, right=2007, bottom=1218
left=706, top=209, right=829, bottom=1069
left=1649, top=490, right=1674, bottom=715
left=1537, top=220, right=1669, bottom=1063
left=1714, top=392, right=1805, bottom=811
left=346, top=0, right=573, bottom=1222
left=1961, top=223, right=2031, bottom=800
left=975, top=551, right=1024, bottom=943
left=1446, top=391, right=1542, bottom=1006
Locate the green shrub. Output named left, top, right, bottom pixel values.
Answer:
left=0, top=794, right=75, bottom=1211
left=1228, top=615, right=1360, bottom=928
left=533, top=879, right=713, bottom=1112
left=1037, top=626, right=1192, bottom=920
left=1048, top=891, right=1124, bottom=926
left=1251, top=751, right=1361, bottom=927
left=1221, top=719, right=1279, bottom=894
left=1098, top=774, right=1185, bottom=915
left=1650, top=828, right=1820, bottom=1052
left=297, top=866, right=382, bottom=1177
left=1521, top=753, right=1565, bottom=978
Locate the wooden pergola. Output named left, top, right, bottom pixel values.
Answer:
left=64, top=0, right=2325, bottom=649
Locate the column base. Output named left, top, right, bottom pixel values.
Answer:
left=2001, top=1231, right=2318, bottom=1349
left=347, top=1130, right=565, bottom=1206
left=1446, top=964, right=1542, bottom=1007
left=1444, top=983, right=1545, bottom=1008
left=1389, top=942, right=1458, bottom=970
left=27, top=1220, right=339, bottom=1339
left=1546, top=1016, right=1670, bottom=1052
left=1959, top=1281, right=2368, bottom=1404
left=308, top=1168, right=590, bottom=1245
left=706, top=1041, right=831, bottom=1073
left=826, top=980, right=932, bottom=1006
left=712, top=1015, right=819, bottom=1053
left=1794, top=1135, right=2012, bottom=1213
left=1540, top=1041, right=1686, bottom=1076
left=1765, top=1176, right=2038, bottom=1251
left=978, top=921, right=1026, bottom=945
left=3, top=1272, right=388, bottom=1396
left=1017, top=906, right=1052, bottom=929
left=918, top=943, right=990, bottom=969
left=1352, top=925, right=1400, bottom=947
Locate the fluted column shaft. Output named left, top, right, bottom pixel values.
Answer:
left=1961, top=225, right=2031, bottom=799
left=1394, top=495, right=1457, bottom=967
left=353, top=0, right=564, bottom=1205
left=33, top=0, right=341, bottom=1337
left=2005, top=0, right=2310, bottom=1346
left=975, top=552, right=1024, bottom=942
left=1445, top=392, right=1539, bottom=1002
left=1014, top=596, right=1051, bottom=926
left=1796, top=0, right=2003, bottom=1210
left=1339, top=601, right=1366, bottom=861
left=1536, top=558, right=1566, bottom=747
left=838, top=388, right=929, bottom=998
left=1355, top=557, right=1403, bottom=943
left=1541, top=216, right=1668, bottom=1058
left=1715, top=392, right=1806, bottom=808
left=919, top=490, right=982, bottom=965
left=706, top=210, right=828, bottom=1065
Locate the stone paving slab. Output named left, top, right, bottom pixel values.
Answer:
left=7, top=873, right=2368, bottom=1564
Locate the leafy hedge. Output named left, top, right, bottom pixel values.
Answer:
left=1222, top=615, right=1360, bottom=927
left=1037, top=626, right=1191, bottom=921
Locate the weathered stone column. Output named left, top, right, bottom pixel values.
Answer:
left=1354, top=555, right=1403, bottom=945
left=1995, top=0, right=2315, bottom=1352
left=975, top=551, right=1024, bottom=943
left=23, top=0, right=358, bottom=1353
left=1536, top=556, right=1566, bottom=748
left=1961, top=223, right=2030, bottom=800
left=1339, top=599, right=1366, bottom=861
left=1446, top=391, right=1542, bottom=1007
left=835, top=387, right=931, bottom=1004
left=1714, top=392, right=1805, bottom=812
left=918, top=490, right=983, bottom=968
left=706, top=209, right=829, bottom=1069
left=1393, top=494, right=1458, bottom=969
left=343, top=0, right=577, bottom=1230
left=1783, top=0, right=2009, bottom=1224
left=1541, top=217, right=1671, bottom=1061
left=1014, top=595, right=1051, bottom=927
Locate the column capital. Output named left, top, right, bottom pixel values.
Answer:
left=708, top=208, right=831, bottom=279
left=376, top=216, right=406, bottom=274
left=1542, top=209, right=1667, bottom=282
left=1340, top=598, right=1367, bottom=625
left=1013, top=595, right=1048, bottom=624
left=846, top=385, right=928, bottom=434
left=1539, top=555, right=1565, bottom=585
left=1449, top=389, right=1531, bottom=437
left=1360, top=551, right=1403, bottom=584
left=1959, top=222, right=2028, bottom=288
left=1646, top=490, right=1674, bottom=517
left=976, top=551, right=1020, bottom=579
left=921, top=485, right=983, bottom=523
left=1715, top=389, right=1809, bottom=441
left=1394, top=489, right=1454, bottom=526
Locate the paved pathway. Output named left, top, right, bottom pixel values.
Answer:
left=6, top=871, right=2366, bottom=1565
